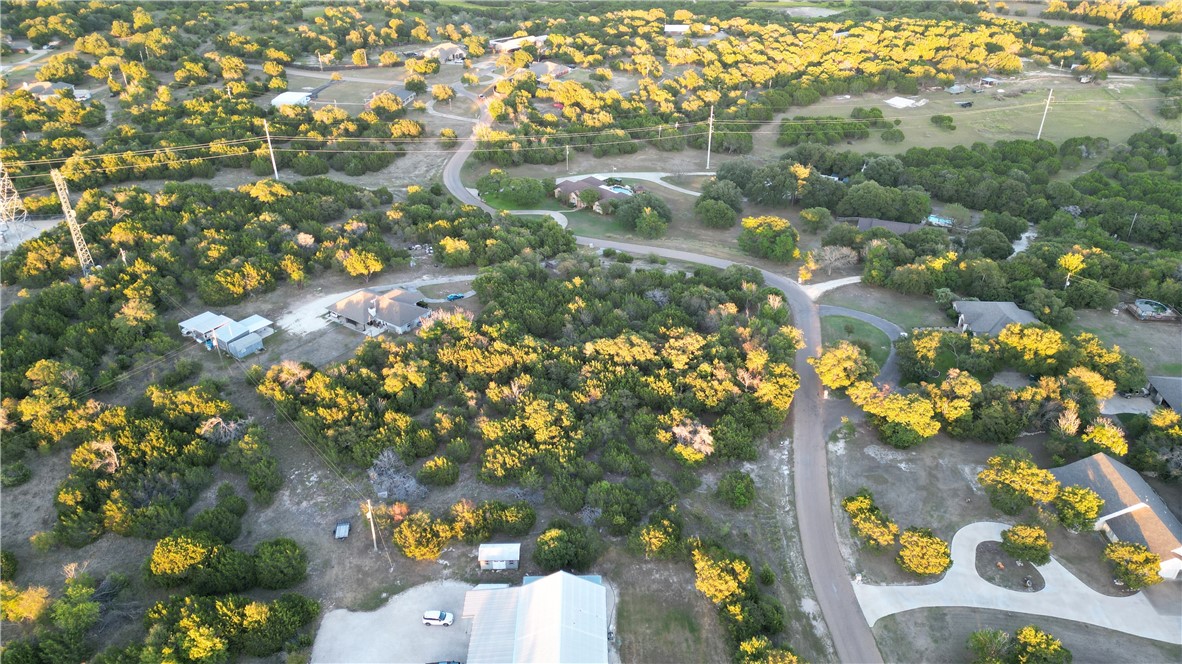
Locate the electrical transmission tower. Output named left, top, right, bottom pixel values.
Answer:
left=0, top=160, right=28, bottom=231
left=50, top=169, right=96, bottom=276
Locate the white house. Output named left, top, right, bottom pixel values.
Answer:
left=178, top=312, right=274, bottom=359
left=270, top=91, right=312, bottom=108
left=463, top=571, right=609, bottom=663
left=423, top=42, right=466, bottom=62
left=489, top=35, right=548, bottom=54
left=21, top=81, right=90, bottom=102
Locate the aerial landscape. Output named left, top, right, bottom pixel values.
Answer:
left=2, top=0, right=1182, bottom=662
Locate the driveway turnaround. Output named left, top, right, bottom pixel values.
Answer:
left=311, top=580, right=473, bottom=663
left=853, top=521, right=1182, bottom=645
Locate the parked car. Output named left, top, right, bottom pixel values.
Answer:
left=446, top=293, right=464, bottom=301
left=422, top=610, right=454, bottom=627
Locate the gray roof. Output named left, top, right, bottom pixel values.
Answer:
left=22, top=81, right=73, bottom=95
left=478, top=542, right=521, bottom=561
left=328, top=289, right=378, bottom=324
left=952, top=300, right=1038, bottom=337
left=555, top=177, right=604, bottom=197
left=372, top=291, right=428, bottom=329
left=528, top=61, right=569, bottom=77
left=1148, top=375, right=1182, bottom=413
left=1051, top=453, right=1182, bottom=561
left=238, top=314, right=273, bottom=334
left=464, top=571, right=608, bottom=664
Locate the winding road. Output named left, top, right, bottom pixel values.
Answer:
left=436, top=86, right=884, bottom=662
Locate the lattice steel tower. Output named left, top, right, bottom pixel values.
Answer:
left=50, top=169, right=96, bottom=276
left=0, top=160, right=28, bottom=229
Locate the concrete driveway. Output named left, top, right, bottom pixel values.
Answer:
left=853, top=521, right=1182, bottom=645
left=312, top=580, right=474, bottom=663
left=1100, top=396, right=1160, bottom=416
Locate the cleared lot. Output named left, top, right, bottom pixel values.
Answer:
left=311, top=580, right=474, bottom=663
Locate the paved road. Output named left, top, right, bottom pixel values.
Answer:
left=440, top=93, right=884, bottom=663
left=818, top=304, right=905, bottom=388
left=855, top=521, right=1182, bottom=645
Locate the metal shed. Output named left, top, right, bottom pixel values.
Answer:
left=478, top=542, right=521, bottom=570
left=225, top=332, right=263, bottom=359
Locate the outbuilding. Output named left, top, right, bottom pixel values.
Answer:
left=478, top=543, right=521, bottom=570
left=271, top=91, right=312, bottom=108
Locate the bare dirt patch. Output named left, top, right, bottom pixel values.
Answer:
left=974, top=541, right=1046, bottom=592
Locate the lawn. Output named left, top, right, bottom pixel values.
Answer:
left=615, top=592, right=713, bottom=664
left=819, top=284, right=951, bottom=331
left=821, top=315, right=892, bottom=367
left=1067, top=309, right=1182, bottom=376
left=418, top=281, right=472, bottom=299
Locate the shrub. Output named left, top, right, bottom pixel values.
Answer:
left=716, top=470, right=756, bottom=508
left=1000, top=524, right=1052, bottom=565
left=1054, top=485, right=1104, bottom=532
left=1010, top=625, right=1072, bottom=664
left=417, top=456, right=459, bottom=486
left=695, top=198, right=738, bottom=229
left=533, top=521, right=598, bottom=572
left=190, top=506, right=242, bottom=544
left=393, top=511, right=452, bottom=560
left=445, top=439, right=472, bottom=462
left=881, top=127, right=905, bottom=143
left=896, top=528, right=951, bottom=576
left=758, top=563, right=775, bottom=586
left=1, top=462, right=31, bottom=488
left=738, top=216, right=800, bottom=262
left=841, top=490, right=899, bottom=549
left=1104, top=541, right=1162, bottom=590
left=0, top=551, right=16, bottom=581
left=799, top=207, right=833, bottom=233
left=254, top=538, right=308, bottom=589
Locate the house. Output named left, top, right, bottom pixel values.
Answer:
left=980, top=77, right=1000, bottom=87
left=1148, top=376, right=1182, bottom=414
left=463, top=571, right=609, bottom=664
left=664, top=24, right=692, bottom=35
left=378, top=85, right=417, bottom=107
left=177, top=311, right=274, bottom=359
left=845, top=217, right=927, bottom=235
left=951, top=301, right=1038, bottom=337
left=590, top=185, right=633, bottom=214
left=478, top=543, right=521, bottom=571
left=884, top=96, right=921, bottom=109
left=528, top=61, right=570, bottom=79
left=554, top=176, right=605, bottom=207
left=422, top=42, right=466, bottom=62
left=326, top=288, right=428, bottom=336
left=946, top=84, right=967, bottom=94
left=21, top=81, right=90, bottom=102
left=490, top=35, right=548, bottom=54
left=1050, top=453, right=1182, bottom=581
left=271, top=91, right=312, bottom=108
left=179, top=311, right=234, bottom=343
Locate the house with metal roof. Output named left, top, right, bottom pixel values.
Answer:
left=528, top=61, right=571, bottom=79
left=177, top=311, right=274, bottom=358
left=179, top=311, right=234, bottom=342
left=463, top=571, right=609, bottom=664
left=1148, top=376, right=1182, bottom=414
left=271, top=91, right=312, bottom=108
left=1051, top=452, right=1182, bottom=580
left=952, top=300, right=1038, bottom=337
left=21, top=81, right=90, bottom=102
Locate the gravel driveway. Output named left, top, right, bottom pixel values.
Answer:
left=311, top=580, right=474, bottom=663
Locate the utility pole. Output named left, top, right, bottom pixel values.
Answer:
left=316, top=50, right=323, bottom=71
left=705, top=104, right=715, bottom=171
left=366, top=499, right=378, bottom=552
left=263, top=119, right=279, bottom=180
left=50, top=169, right=95, bottom=276
left=1036, top=89, right=1053, bottom=141
left=362, top=50, right=368, bottom=67
left=565, top=145, right=570, bottom=172
left=1127, top=212, right=1138, bottom=240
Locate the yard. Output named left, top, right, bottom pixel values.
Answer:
left=1067, top=309, right=1182, bottom=376
left=821, top=315, right=893, bottom=367
left=819, top=283, right=952, bottom=331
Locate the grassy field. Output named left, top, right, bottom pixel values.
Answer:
left=821, top=315, right=892, bottom=367
left=750, top=77, right=1168, bottom=162
left=418, top=281, right=472, bottom=299
left=819, top=284, right=951, bottom=331
left=1067, top=309, right=1182, bottom=376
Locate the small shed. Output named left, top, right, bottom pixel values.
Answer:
left=946, top=84, right=967, bottom=95
left=226, top=332, right=263, bottom=359
left=271, top=91, right=312, bottom=108
left=335, top=520, right=351, bottom=540
left=478, top=542, right=521, bottom=570
left=980, top=77, right=1000, bottom=87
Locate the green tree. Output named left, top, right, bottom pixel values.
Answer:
left=533, top=521, right=597, bottom=572
left=738, top=216, right=800, bottom=262
left=1054, top=485, right=1104, bottom=532
left=1010, top=625, right=1072, bottom=664
left=695, top=198, right=738, bottom=229
left=254, top=538, right=308, bottom=589
left=1104, top=541, right=1162, bottom=590
left=896, top=527, right=952, bottom=576
left=1001, top=524, right=1052, bottom=565
left=977, top=447, right=1061, bottom=515
left=716, top=470, right=756, bottom=508
left=393, top=511, right=452, bottom=561
left=809, top=341, right=879, bottom=391
left=0, top=551, right=16, bottom=582
left=692, top=547, right=752, bottom=605
left=337, top=249, right=383, bottom=282
left=841, top=490, right=899, bottom=550
left=968, top=628, right=1011, bottom=664
left=36, top=53, right=86, bottom=84
left=634, top=208, right=669, bottom=239
left=799, top=207, right=833, bottom=233
left=699, top=178, right=744, bottom=213
left=431, top=84, right=455, bottom=104
left=417, top=456, right=459, bottom=486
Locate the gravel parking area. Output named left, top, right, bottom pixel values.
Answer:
left=312, top=580, right=474, bottom=663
